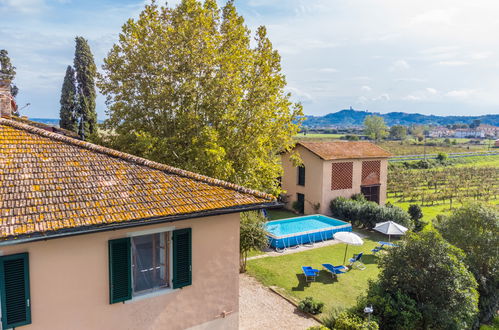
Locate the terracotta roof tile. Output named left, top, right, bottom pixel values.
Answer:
left=297, top=141, right=391, bottom=160
left=0, top=118, right=276, bottom=241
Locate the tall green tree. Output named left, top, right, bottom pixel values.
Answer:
left=389, top=124, right=407, bottom=140
left=356, top=230, right=478, bottom=329
left=239, top=211, right=268, bottom=273
left=74, top=36, right=97, bottom=139
left=59, top=65, right=78, bottom=132
left=363, top=115, right=387, bottom=141
left=98, top=0, right=303, bottom=194
left=0, top=49, right=19, bottom=115
left=435, top=203, right=499, bottom=327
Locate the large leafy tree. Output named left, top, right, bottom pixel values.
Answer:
left=74, top=36, right=97, bottom=139
left=435, top=203, right=499, bottom=326
left=59, top=65, right=78, bottom=132
left=356, top=230, right=478, bottom=329
left=0, top=49, right=19, bottom=115
left=364, top=115, right=387, bottom=141
left=98, top=0, right=302, bottom=194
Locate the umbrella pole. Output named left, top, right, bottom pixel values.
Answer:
left=343, top=245, right=348, bottom=265
left=389, top=234, right=391, bottom=242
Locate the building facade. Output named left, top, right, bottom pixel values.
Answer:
left=281, top=142, right=391, bottom=215
left=0, top=113, right=276, bottom=330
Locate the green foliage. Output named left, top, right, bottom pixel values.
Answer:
left=354, top=282, right=422, bottom=330
left=359, top=230, right=479, bottom=329
left=351, top=193, right=367, bottom=203
left=363, top=115, right=387, bottom=141
left=435, top=202, right=499, bottom=325
left=298, top=296, right=325, bottom=315
left=239, top=211, right=268, bottom=272
left=0, top=49, right=19, bottom=115
left=306, top=326, right=329, bottom=330
left=436, top=152, right=448, bottom=162
left=292, top=200, right=304, bottom=213
left=332, top=311, right=379, bottom=330
left=408, top=204, right=424, bottom=232
left=329, top=197, right=413, bottom=230
left=74, top=36, right=97, bottom=140
left=59, top=66, right=79, bottom=133
left=389, top=125, right=407, bottom=140
left=98, top=1, right=302, bottom=195
left=0, top=49, right=16, bottom=81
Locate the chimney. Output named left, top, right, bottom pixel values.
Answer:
left=0, top=79, right=13, bottom=117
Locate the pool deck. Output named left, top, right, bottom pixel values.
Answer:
left=248, top=230, right=369, bottom=260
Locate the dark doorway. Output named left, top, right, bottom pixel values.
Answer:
left=361, top=185, right=380, bottom=204
left=296, top=193, right=305, bottom=214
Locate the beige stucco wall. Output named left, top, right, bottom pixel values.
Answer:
left=0, top=213, right=240, bottom=330
left=281, top=147, right=388, bottom=215
left=281, top=145, right=324, bottom=215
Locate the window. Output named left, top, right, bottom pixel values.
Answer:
left=297, top=166, right=305, bottom=186
left=131, top=233, right=169, bottom=295
left=361, top=185, right=380, bottom=204
left=109, top=228, right=192, bottom=304
left=0, top=253, right=31, bottom=329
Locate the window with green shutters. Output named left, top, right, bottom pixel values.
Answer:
left=0, top=253, right=31, bottom=329
left=109, top=228, right=192, bottom=303
left=172, top=228, right=192, bottom=289
left=109, top=238, right=132, bottom=304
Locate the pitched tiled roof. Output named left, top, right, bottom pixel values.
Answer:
left=0, top=118, right=276, bottom=242
left=297, top=141, right=392, bottom=160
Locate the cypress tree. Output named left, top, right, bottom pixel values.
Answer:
left=0, top=49, right=19, bottom=116
left=59, top=65, right=78, bottom=132
left=73, top=37, right=97, bottom=140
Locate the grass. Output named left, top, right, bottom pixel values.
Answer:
left=480, top=316, right=499, bottom=330
left=247, top=229, right=392, bottom=311
left=267, top=209, right=298, bottom=220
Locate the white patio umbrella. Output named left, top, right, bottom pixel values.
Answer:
left=373, top=221, right=408, bottom=242
left=333, top=231, right=364, bottom=264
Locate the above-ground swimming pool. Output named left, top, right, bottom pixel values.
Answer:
left=265, top=214, right=352, bottom=249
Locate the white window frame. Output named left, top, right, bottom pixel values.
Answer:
left=126, top=226, right=178, bottom=302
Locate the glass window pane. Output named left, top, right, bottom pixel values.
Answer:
left=132, top=232, right=169, bottom=294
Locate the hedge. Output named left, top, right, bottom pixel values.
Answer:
left=330, top=197, right=413, bottom=230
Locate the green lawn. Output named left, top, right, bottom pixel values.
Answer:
left=247, top=229, right=392, bottom=311
left=267, top=209, right=298, bottom=220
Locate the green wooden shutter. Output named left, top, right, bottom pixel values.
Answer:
left=0, top=253, right=31, bottom=328
left=173, top=228, right=192, bottom=289
left=109, top=238, right=132, bottom=304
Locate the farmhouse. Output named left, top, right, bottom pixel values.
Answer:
left=0, top=109, right=277, bottom=329
left=281, top=141, right=391, bottom=215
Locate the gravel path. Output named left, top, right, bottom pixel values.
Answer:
left=239, top=274, right=320, bottom=330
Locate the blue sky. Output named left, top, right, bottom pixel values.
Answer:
left=1, top=0, right=499, bottom=119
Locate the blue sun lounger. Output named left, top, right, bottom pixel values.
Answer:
left=322, top=264, right=347, bottom=279
left=302, top=266, right=320, bottom=282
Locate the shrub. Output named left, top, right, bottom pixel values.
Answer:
left=436, top=203, right=499, bottom=326
left=436, top=152, right=448, bottom=162
left=292, top=200, right=304, bottom=213
left=356, top=230, right=478, bottom=329
left=351, top=193, right=367, bottom=202
left=306, top=326, right=329, bottom=330
left=408, top=204, right=424, bottom=232
left=298, top=296, right=325, bottom=315
left=239, top=211, right=268, bottom=272
left=334, top=311, right=379, bottom=330
left=330, top=197, right=413, bottom=230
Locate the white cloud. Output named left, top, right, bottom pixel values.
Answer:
left=287, top=86, right=314, bottom=102
left=0, top=0, right=47, bottom=14
left=403, top=95, right=422, bottom=101
left=390, top=60, right=410, bottom=71
left=319, top=67, right=338, bottom=73
left=361, top=85, right=372, bottom=92
left=372, top=93, right=390, bottom=101
left=437, top=61, right=469, bottom=66
left=446, top=89, right=476, bottom=99
left=426, top=88, right=438, bottom=94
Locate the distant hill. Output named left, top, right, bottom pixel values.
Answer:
left=29, top=118, right=105, bottom=126
left=303, top=109, right=499, bottom=127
